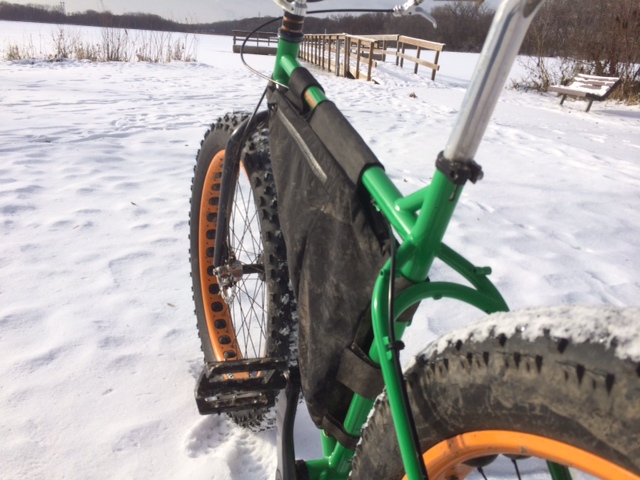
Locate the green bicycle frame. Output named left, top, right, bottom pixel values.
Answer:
left=269, top=1, right=566, bottom=480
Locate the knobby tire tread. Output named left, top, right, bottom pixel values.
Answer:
left=189, top=112, right=296, bottom=431
left=350, top=308, right=640, bottom=478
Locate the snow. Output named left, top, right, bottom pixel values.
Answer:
left=422, top=305, right=640, bottom=363
left=1, top=20, right=639, bottom=480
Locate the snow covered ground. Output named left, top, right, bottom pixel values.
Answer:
left=1, top=20, right=639, bottom=480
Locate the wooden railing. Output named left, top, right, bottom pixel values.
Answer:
left=381, top=35, right=445, bottom=81
left=232, top=30, right=278, bottom=55
left=231, top=31, right=445, bottom=82
left=299, top=33, right=445, bottom=82
left=299, top=34, right=377, bottom=81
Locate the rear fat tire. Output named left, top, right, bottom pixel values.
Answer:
left=350, top=306, right=640, bottom=479
left=190, top=113, right=296, bottom=431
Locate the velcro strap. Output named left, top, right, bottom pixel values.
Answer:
left=320, top=413, right=360, bottom=450
left=288, top=67, right=324, bottom=111
left=336, top=344, right=384, bottom=400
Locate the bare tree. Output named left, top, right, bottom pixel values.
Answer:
left=520, top=0, right=639, bottom=102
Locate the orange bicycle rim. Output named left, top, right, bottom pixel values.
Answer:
left=198, top=150, right=245, bottom=367
left=402, top=430, right=639, bottom=480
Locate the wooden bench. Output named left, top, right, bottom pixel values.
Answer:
left=548, top=74, right=622, bottom=112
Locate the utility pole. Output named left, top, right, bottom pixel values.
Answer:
left=60, top=1, right=66, bottom=15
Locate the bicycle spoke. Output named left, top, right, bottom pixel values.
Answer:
left=236, top=278, right=266, bottom=356
left=227, top=276, right=267, bottom=358
left=231, top=204, right=261, bottom=261
left=223, top=172, right=270, bottom=360
left=236, top=287, right=254, bottom=352
left=511, top=459, right=522, bottom=480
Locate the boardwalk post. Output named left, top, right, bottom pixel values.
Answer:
left=345, top=35, right=351, bottom=78
left=367, top=41, right=374, bottom=82
left=432, top=49, right=440, bottom=80
left=355, top=38, right=362, bottom=79
left=335, top=36, right=341, bottom=76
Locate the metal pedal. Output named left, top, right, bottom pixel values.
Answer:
left=195, top=357, right=289, bottom=415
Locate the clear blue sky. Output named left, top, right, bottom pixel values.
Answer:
left=11, top=0, right=500, bottom=23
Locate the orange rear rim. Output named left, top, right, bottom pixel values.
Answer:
left=198, top=150, right=244, bottom=366
left=402, top=430, right=639, bottom=480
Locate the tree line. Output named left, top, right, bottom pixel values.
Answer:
left=199, top=4, right=496, bottom=53
left=0, top=2, right=186, bottom=31
left=0, top=1, right=496, bottom=51
left=1, top=1, right=637, bottom=101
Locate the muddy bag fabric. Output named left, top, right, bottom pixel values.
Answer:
left=267, top=87, right=390, bottom=446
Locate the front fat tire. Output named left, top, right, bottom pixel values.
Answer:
left=191, top=113, right=245, bottom=363
left=350, top=306, right=640, bottom=479
left=190, top=113, right=296, bottom=431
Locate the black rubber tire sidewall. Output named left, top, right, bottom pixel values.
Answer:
left=190, top=114, right=296, bottom=431
left=350, top=311, right=640, bottom=478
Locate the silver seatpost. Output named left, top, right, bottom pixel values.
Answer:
left=444, top=0, right=545, bottom=162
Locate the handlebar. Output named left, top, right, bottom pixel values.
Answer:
left=392, top=0, right=437, bottom=28
left=273, top=0, right=307, bottom=16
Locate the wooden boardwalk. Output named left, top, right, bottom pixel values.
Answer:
left=232, top=30, right=445, bottom=83
left=232, top=30, right=278, bottom=56
left=300, top=34, right=445, bottom=82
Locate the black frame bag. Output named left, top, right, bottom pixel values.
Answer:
left=267, top=80, right=398, bottom=449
